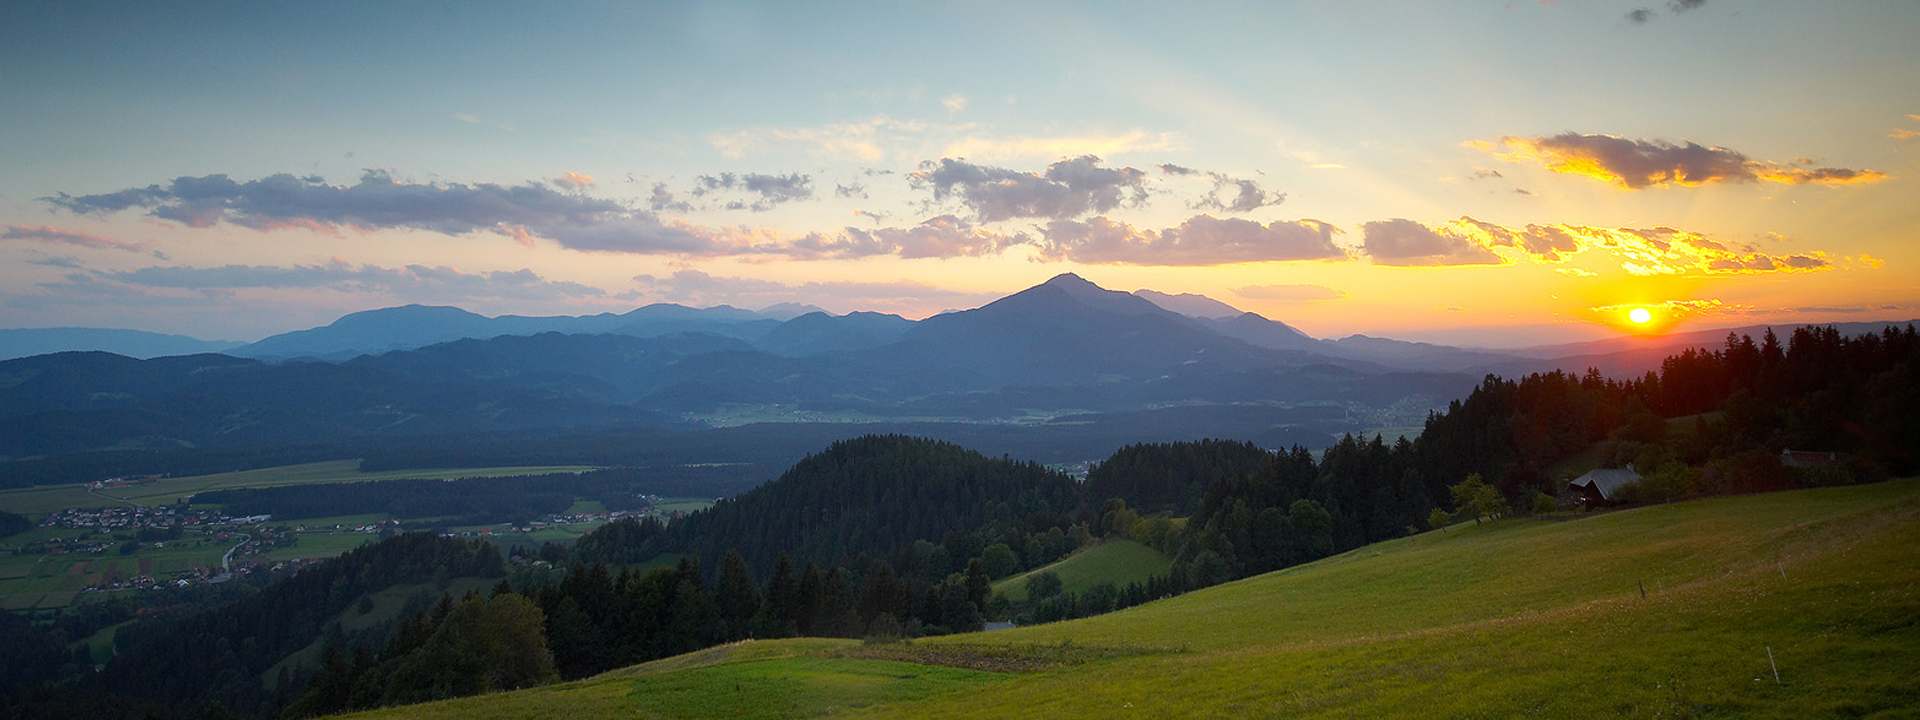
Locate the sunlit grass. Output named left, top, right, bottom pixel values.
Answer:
left=337, top=479, right=1920, bottom=719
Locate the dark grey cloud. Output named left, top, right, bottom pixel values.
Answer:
left=1483, top=133, right=1885, bottom=188
left=834, top=182, right=868, bottom=199
left=43, top=170, right=719, bottom=254
left=1669, top=0, right=1706, bottom=13
left=1159, top=164, right=1283, bottom=213
left=1360, top=218, right=1504, bottom=266
left=691, top=172, right=814, bottom=211
left=1626, top=8, right=1656, bottom=24
left=909, top=156, right=1148, bottom=222
left=648, top=182, right=692, bottom=213
left=1036, top=215, right=1348, bottom=266
left=26, top=255, right=87, bottom=269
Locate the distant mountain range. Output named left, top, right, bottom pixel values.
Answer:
left=2, top=274, right=1912, bottom=462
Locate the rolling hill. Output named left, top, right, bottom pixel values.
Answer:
left=336, top=478, right=1920, bottom=719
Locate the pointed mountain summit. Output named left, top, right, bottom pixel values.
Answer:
left=870, top=274, right=1276, bottom=387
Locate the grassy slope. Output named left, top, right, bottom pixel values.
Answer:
left=337, top=479, right=1920, bottom=719
left=991, top=539, right=1171, bottom=602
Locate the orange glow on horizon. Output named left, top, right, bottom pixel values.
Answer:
left=1629, top=307, right=1652, bottom=324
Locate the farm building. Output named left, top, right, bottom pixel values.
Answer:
left=1569, top=468, right=1641, bottom=504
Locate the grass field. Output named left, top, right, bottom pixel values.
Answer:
left=991, top=539, right=1172, bottom=602
left=339, top=478, right=1920, bottom=720
left=0, top=460, right=600, bottom=518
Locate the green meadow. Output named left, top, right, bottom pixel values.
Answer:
left=338, top=478, right=1920, bottom=719
left=991, top=538, right=1171, bottom=602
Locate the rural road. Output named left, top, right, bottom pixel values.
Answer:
left=87, top=487, right=139, bottom=507
left=220, top=534, right=250, bottom=574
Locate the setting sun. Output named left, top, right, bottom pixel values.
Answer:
left=1628, top=308, right=1653, bottom=324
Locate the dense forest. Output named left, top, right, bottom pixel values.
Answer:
left=2, top=324, right=1912, bottom=720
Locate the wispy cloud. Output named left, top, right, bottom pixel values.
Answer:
left=1158, top=164, right=1284, bottom=213
left=1035, top=215, right=1348, bottom=266
left=690, top=172, right=814, bottom=211
left=1473, top=132, right=1885, bottom=188
left=5, top=224, right=150, bottom=253
left=630, top=269, right=999, bottom=317
left=109, top=259, right=606, bottom=300
left=1231, top=284, right=1347, bottom=304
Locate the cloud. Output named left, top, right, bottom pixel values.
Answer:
left=1625, top=8, right=1656, bottom=24
left=1371, top=216, right=1835, bottom=275
left=1159, top=165, right=1285, bottom=213
left=631, top=269, right=999, bottom=317
left=555, top=171, right=596, bottom=188
left=1035, top=215, right=1348, bottom=266
left=690, top=172, right=814, bottom=211
left=1895, top=115, right=1920, bottom=140
left=27, top=255, right=88, bottom=269
left=5, top=225, right=149, bottom=253
left=940, top=130, right=1182, bottom=162
left=940, top=94, right=969, bottom=114
left=709, top=116, right=929, bottom=162
left=793, top=215, right=1027, bottom=260
left=909, top=156, right=1147, bottom=222
left=44, top=170, right=726, bottom=254
left=648, top=183, right=692, bottom=213
left=1231, top=284, right=1347, bottom=304
left=1669, top=0, right=1706, bottom=12
left=1361, top=219, right=1506, bottom=266
left=1475, top=133, right=1886, bottom=188
left=109, top=259, right=605, bottom=300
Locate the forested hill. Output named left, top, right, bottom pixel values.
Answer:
left=576, top=435, right=1079, bottom=575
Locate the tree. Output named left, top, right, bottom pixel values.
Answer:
left=1426, top=507, right=1453, bottom=532
left=1026, top=571, right=1064, bottom=602
left=980, top=543, right=1020, bottom=579
left=1448, top=474, right=1506, bottom=524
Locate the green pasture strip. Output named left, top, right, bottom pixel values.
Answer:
left=992, top=539, right=1171, bottom=602
left=0, top=460, right=600, bottom=516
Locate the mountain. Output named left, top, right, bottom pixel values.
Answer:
left=1132, top=289, right=1244, bottom=319
left=1202, top=312, right=1321, bottom=353
left=231, top=303, right=794, bottom=360
left=867, top=273, right=1282, bottom=388
left=0, top=328, right=243, bottom=361
left=753, top=311, right=914, bottom=357
left=1318, top=334, right=1525, bottom=373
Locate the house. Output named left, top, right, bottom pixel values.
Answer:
left=1780, top=449, right=1837, bottom=468
left=1569, top=467, right=1641, bottom=503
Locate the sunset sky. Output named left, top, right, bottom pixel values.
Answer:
left=3, top=0, right=1916, bottom=347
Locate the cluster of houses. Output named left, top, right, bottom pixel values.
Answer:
left=41, top=504, right=270, bottom=532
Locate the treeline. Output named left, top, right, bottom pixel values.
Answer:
left=1414, top=325, right=1919, bottom=502
left=3, top=533, right=508, bottom=720
left=283, top=590, right=555, bottom=718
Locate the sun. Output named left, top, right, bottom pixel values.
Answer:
left=1628, top=307, right=1653, bottom=324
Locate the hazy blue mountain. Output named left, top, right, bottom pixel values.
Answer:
left=1316, top=334, right=1525, bottom=373
left=754, top=311, right=915, bottom=357
left=756, top=302, right=832, bottom=321
left=232, top=303, right=796, bottom=360
left=1202, top=312, right=1321, bottom=352
left=1133, top=289, right=1244, bottom=319
left=0, top=328, right=243, bottom=361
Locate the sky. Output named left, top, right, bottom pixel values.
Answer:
left=2, top=0, right=1916, bottom=347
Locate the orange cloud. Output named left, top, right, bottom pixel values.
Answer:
left=1372, top=217, right=1832, bottom=276
left=1475, top=132, right=1885, bottom=188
